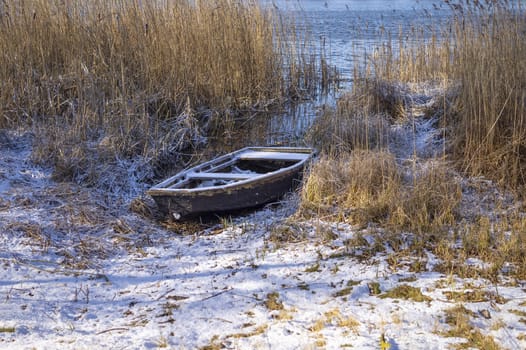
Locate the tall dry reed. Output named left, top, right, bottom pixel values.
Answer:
left=299, top=1, right=526, bottom=280
left=368, top=25, right=453, bottom=83
left=365, top=1, right=526, bottom=192
left=306, top=92, right=391, bottom=155
left=448, top=1, right=526, bottom=192
left=0, top=0, right=319, bottom=182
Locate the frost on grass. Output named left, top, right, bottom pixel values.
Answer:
left=1, top=84, right=526, bottom=349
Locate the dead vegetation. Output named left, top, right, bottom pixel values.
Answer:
left=379, top=284, right=431, bottom=303
left=0, top=145, right=157, bottom=270
left=364, top=0, right=526, bottom=193
left=300, top=148, right=460, bottom=235
left=294, top=0, right=526, bottom=291
left=297, top=0, right=526, bottom=275
left=310, top=308, right=360, bottom=334
left=264, top=292, right=284, bottom=311
left=0, top=0, right=323, bottom=187
left=1, top=2, right=525, bottom=349
left=448, top=2, right=526, bottom=193
left=443, top=304, right=501, bottom=350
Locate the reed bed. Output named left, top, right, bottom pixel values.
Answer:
left=306, top=93, right=391, bottom=155
left=448, top=1, right=526, bottom=192
left=368, top=26, right=453, bottom=83
left=299, top=0, right=526, bottom=277
left=0, top=0, right=319, bottom=182
left=303, top=0, right=526, bottom=211
left=362, top=0, right=526, bottom=192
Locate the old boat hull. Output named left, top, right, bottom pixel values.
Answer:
left=147, top=147, right=313, bottom=219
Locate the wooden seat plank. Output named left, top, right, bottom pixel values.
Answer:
left=238, top=151, right=309, bottom=162
left=187, top=172, right=260, bottom=180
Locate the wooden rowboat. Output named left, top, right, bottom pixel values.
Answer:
left=147, top=147, right=313, bottom=220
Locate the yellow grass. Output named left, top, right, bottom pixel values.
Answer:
left=300, top=151, right=459, bottom=234
left=448, top=3, right=526, bottom=192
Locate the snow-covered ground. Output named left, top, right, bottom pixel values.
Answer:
left=1, top=85, right=526, bottom=349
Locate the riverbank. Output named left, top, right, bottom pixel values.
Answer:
left=1, top=84, right=525, bottom=349
left=2, top=0, right=526, bottom=348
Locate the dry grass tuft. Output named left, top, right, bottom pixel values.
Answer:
left=310, top=308, right=360, bottom=334
left=456, top=213, right=526, bottom=280
left=300, top=151, right=400, bottom=225
left=427, top=210, right=526, bottom=281
left=226, top=324, right=269, bottom=339
left=351, top=80, right=412, bottom=120
left=388, top=164, right=461, bottom=234
left=307, top=93, right=390, bottom=155
left=264, top=292, right=284, bottom=311
left=443, top=304, right=500, bottom=350
left=443, top=289, right=507, bottom=304
left=379, top=284, right=431, bottom=302
left=200, top=335, right=224, bottom=350
left=129, top=196, right=156, bottom=220
left=6, top=222, right=50, bottom=251
left=300, top=152, right=460, bottom=234
left=269, top=222, right=306, bottom=243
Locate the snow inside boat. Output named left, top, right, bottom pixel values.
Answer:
left=147, top=147, right=313, bottom=220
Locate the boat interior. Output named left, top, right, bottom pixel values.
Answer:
left=157, top=149, right=311, bottom=190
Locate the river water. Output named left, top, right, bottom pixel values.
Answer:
left=270, top=0, right=451, bottom=76
left=233, top=0, right=453, bottom=147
